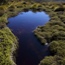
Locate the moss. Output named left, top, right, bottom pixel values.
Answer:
left=8, top=6, right=15, bottom=12
left=0, top=27, right=17, bottom=65
left=54, top=6, right=64, bottom=12
left=49, top=40, right=65, bottom=57
left=0, top=1, right=65, bottom=65
left=39, top=55, right=63, bottom=65
left=39, top=56, right=55, bottom=65
left=0, top=7, right=6, bottom=16
left=32, top=2, right=65, bottom=65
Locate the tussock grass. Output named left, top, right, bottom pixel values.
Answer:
left=0, top=1, right=65, bottom=65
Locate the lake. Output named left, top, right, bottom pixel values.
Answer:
left=8, top=11, right=50, bottom=65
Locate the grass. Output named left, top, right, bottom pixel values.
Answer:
left=34, top=2, right=65, bottom=65
left=0, top=27, right=17, bottom=65
left=0, top=1, right=65, bottom=65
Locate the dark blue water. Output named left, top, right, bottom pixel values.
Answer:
left=8, top=11, right=50, bottom=65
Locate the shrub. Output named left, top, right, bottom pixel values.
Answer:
left=0, top=7, right=5, bottom=16
left=8, top=5, right=16, bottom=12
left=39, top=56, right=54, bottom=65
left=54, top=5, right=64, bottom=12
left=49, top=41, right=59, bottom=54
left=39, top=55, right=63, bottom=65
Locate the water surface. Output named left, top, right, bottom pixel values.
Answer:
left=8, top=11, right=50, bottom=65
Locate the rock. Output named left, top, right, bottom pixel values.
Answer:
left=45, top=43, right=48, bottom=45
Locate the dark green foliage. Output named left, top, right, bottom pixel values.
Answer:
left=0, top=7, right=5, bottom=16
left=39, top=55, right=65, bottom=65
left=8, top=5, right=16, bottom=12
left=0, top=1, right=65, bottom=65
left=0, top=27, right=17, bottom=65
left=50, top=40, right=65, bottom=57
left=39, top=56, right=54, bottom=65
left=33, top=2, right=65, bottom=65
left=0, top=22, right=6, bottom=29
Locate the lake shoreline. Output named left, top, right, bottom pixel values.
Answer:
left=0, top=1, right=65, bottom=65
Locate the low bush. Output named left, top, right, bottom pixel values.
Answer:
left=0, top=7, right=5, bottom=16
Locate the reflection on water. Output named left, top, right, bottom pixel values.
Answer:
left=8, top=11, right=50, bottom=65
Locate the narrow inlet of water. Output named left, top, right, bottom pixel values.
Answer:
left=8, top=11, right=50, bottom=65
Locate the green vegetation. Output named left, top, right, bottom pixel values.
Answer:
left=0, top=0, right=65, bottom=65
left=0, top=27, right=17, bottom=65
left=39, top=55, right=65, bottom=65
left=34, top=2, right=65, bottom=65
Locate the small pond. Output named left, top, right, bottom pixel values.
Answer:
left=8, top=11, right=50, bottom=65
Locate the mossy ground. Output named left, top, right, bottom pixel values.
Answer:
left=0, top=1, right=65, bottom=65
left=33, top=2, right=65, bottom=65
left=0, top=27, right=17, bottom=65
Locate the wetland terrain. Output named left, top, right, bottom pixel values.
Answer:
left=0, top=0, right=65, bottom=65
